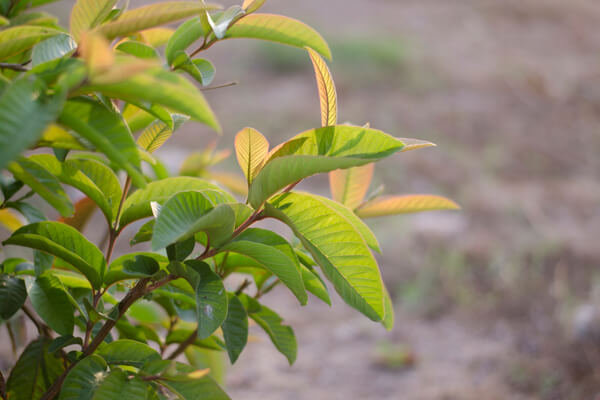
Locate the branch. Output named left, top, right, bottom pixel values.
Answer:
left=0, top=63, right=28, bottom=72
left=22, top=305, right=52, bottom=337
left=166, top=329, right=197, bottom=360
left=200, top=81, right=238, bottom=91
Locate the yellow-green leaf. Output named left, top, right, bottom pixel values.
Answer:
left=242, top=0, right=265, bottom=14
left=234, top=127, right=269, bottom=184
left=306, top=46, right=336, bottom=127
left=79, top=32, right=114, bottom=76
left=70, top=0, right=118, bottom=42
left=329, top=163, right=374, bottom=210
left=224, top=13, right=331, bottom=60
left=94, top=2, right=220, bottom=40
left=399, top=138, right=436, bottom=152
left=0, top=26, right=61, bottom=61
left=0, top=209, right=24, bottom=232
left=356, top=195, right=460, bottom=218
left=137, top=27, right=174, bottom=47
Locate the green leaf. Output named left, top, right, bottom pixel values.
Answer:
left=171, top=53, right=215, bottom=86
left=158, top=363, right=230, bottom=400
left=104, top=253, right=163, bottom=287
left=0, top=77, right=65, bottom=171
left=306, top=46, right=337, bottom=127
left=225, top=13, right=331, bottom=60
left=8, top=157, right=74, bottom=218
left=94, top=2, right=219, bottom=40
left=32, top=34, right=77, bottom=67
left=59, top=355, right=108, bottom=400
left=165, top=16, right=207, bottom=65
left=119, top=177, right=234, bottom=229
left=28, top=273, right=75, bottom=335
left=0, top=26, right=61, bottom=61
left=266, top=192, right=385, bottom=321
left=92, top=369, right=151, bottom=400
left=70, top=0, right=118, bottom=41
left=179, top=260, right=228, bottom=339
left=221, top=293, right=248, bottom=363
left=219, top=228, right=307, bottom=305
left=248, top=125, right=404, bottom=207
left=239, top=294, right=296, bottom=364
left=130, top=220, right=154, bottom=245
left=3, top=221, right=106, bottom=290
left=207, top=5, right=244, bottom=39
left=29, top=154, right=122, bottom=223
left=165, top=328, right=225, bottom=351
left=116, top=40, right=159, bottom=59
left=382, top=285, right=394, bottom=331
left=7, top=338, right=65, bottom=400
left=151, top=191, right=235, bottom=250
left=0, top=274, right=27, bottom=319
left=242, top=0, right=265, bottom=14
left=234, top=127, right=269, bottom=185
left=97, top=339, right=161, bottom=367
left=299, top=263, right=330, bottom=305
left=82, top=67, right=220, bottom=131
left=48, top=335, right=83, bottom=353
left=137, top=114, right=188, bottom=153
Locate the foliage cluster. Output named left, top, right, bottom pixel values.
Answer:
left=0, top=0, right=458, bottom=398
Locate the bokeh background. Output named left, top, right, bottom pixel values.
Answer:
left=4, top=0, right=600, bottom=398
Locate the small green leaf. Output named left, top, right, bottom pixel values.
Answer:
left=3, top=221, right=106, bottom=290
left=239, top=294, right=296, bottom=364
left=119, top=177, right=234, bottom=229
left=104, top=253, right=163, bottom=287
left=32, top=34, right=77, bottom=67
left=28, top=272, right=75, bottom=335
left=0, top=26, right=61, bottom=61
left=94, top=2, right=219, bottom=39
left=8, top=157, right=74, bottom=218
left=299, top=263, right=330, bottom=305
left=248, top=125, right=404, bottom=208
left=116, top=40, right=159, bottom=59
left=59, top=355, right=108, bottom=400
left=0, top=77, right=65, bottom=171
left=7, top=338, right=65, bottom=400
left=221, top=293, right=248, bottom=363
left=207, top=5, right=244, bottom=39
left=266, top=192, right=385, bottom=321
left=0, top=274, right=27, bottom=320
left=151, top=191, right=235, bottom=250
left=234, top=127, right=269, bottom=185
left=171, top=53, right=215, bottom=86
left=97, top=339, right=161, bottom=367
left=225, top=13, right=331, bottom=60
left=165, top=16, right=207, bottom=65
left=137, top=114, right=188, bottom=153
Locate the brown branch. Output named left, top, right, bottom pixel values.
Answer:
left=200, top=81, right=238, bottom=91
left=0, top=63, right=28, bottom=72
left=22, top=305, right=52, bottom=337
left=166, top=329, right=198, bottom=360
left=235, top=279, right=251, bottom=295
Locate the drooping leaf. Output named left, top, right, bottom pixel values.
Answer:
left=381, top=285, right=394, bottom=331
left=299, top=264, right=330, bottom=305
left=399, top=138, right=436, bottom=152
left=116, top=40, right=159, bottom=59
left=97, top=339, right=161, bottom=367
left=59, top=97, right=146, bottom=188
left=37, top=124, right=89, bottom=151
left=166, top=237, right=196, bottom=262
left=58, top=355, right=107, bottom=400
left=119, top=177, right=234, bottom=229
left=104, top=253, right=164, bottom=287
left=165, top=16, right=207, bottom=65
left=29, top=154, right=122, bottom=223
left=94, top=2, right=219, bottom=40
left=219, top=228, right=307, bottom=305
left=0, top=26, right=61, bottom=61
left=28, top=272, right=75, bottom=335
left=136, top=114, right=189, bottom=153
left=0, top=274, right=27, bottom=319
left=242, top=0, right=265, bottom=14
left=7, top=338, right=65, bottom=400
left=221, top=293, right=248, bottom=363
left=248, top=125, right=404, bottom=208
left=48, top=335, right=83, bottom=353
left=92, top=369, right=152, bottom=400
left=0, top=77, right=65, bottom=171
left=207, top=5, right=244, bottom=40
left=306, top=46, right=336, bottom=127
left=81, top=67, right=220, bottom=131
left=239, top=294, right=296, bottom=364
left=8, top=157, right=74, bottom=218
left=266, top=192, right=385, bottom=321
left=3, top=221, right=106, bottom=289
left=356, top=195, right=460, bottom=218
left=151, top=192, right=235, bottom=250
left=0, top=209, right=24, bottom=232
left=329, top=164, right=374, bottom=210
left=224, top=13, right=331, bottom=60
left=31, top=34, right=77, bottom=67
left=171, top=53, right=215, bottom=86
left=234, top=127, right=269, bottom=185
left=70, top=0, right=118, bottom=41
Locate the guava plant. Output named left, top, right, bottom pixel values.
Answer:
left=0, top=0, right=458, bottom=398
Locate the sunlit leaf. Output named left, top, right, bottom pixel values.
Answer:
left=79, top=32, right=115, bottom=76
left=207, top=5, right=244, bottom=40
left=329, top=163, right=374, bottom=211
left=381, top=285, right=394, bottom=331
left=306, top=46, right=336, bottom=127
left=138, top=27, right=174, bottom=47
left=356, top=194, right=460, bottom=218
left=165, top=16, right=206, bottom=65
left=70, top=0, right=118, bottom=41
left=0, top=26, right=61, bottom=61
left=137, top=114, right=188, bottom=153
left=234, top=127, right=269, bottom=185
left=171, top=53, right=215, bottom=86
left=116, top=40, right=159, bottom=59
left=299, top=263, right=330, bottom=305
left=225, top=13, right=331, bottom=60
left=242, top=0, right=265, bottom=14
left=0, top=209, right=24, bottom=232
left=399, top=138, right=436, bottom=152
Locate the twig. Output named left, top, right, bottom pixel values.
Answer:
left=0, top=63, right=28, bottom=72
left=282, top=181, right=300, bottom=193
left=22, top=305, right=52, bottom=337
left=200, top=81, right=238, bottom=91
left=255, top=279, right=279, bottom=299
left=235, top=279, right=251, bottom=295
left=166, top=329, right=198, bottom=360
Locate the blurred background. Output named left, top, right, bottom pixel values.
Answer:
left=5, top=0, right=600, bottom=398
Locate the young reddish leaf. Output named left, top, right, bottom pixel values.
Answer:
left=79, top=32, right=114, bottom=76
left=58, top=196, right=97, bottom=231
left=356, top=194, right=460, bottom=218
left=242, top=0, right=265, bottom=14
left=70, top=0, right=118, bottom=42
left=306, top=46, right=337, bottom=127
left=224, top=14, right=331, bottom=60
left=329, top=163, right=374, bottom=211
left=234, top=127, right=269, bottom=185
left=137, top=27, right=174, bottom=47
